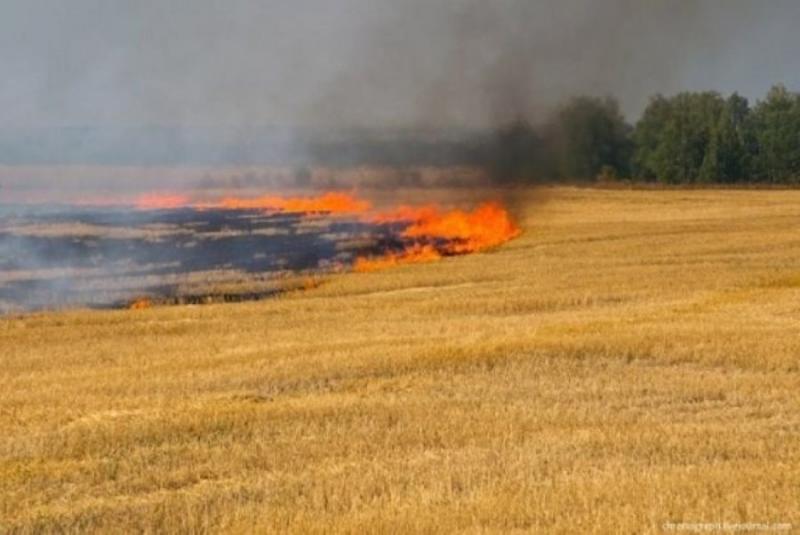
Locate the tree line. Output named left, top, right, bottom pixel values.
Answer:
left=489, top=85, right=800, bottom=184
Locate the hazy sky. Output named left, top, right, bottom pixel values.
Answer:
left=2, top=0, right=799, bottom=128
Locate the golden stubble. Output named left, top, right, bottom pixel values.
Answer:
left=1, top=187, right=799, bottom=533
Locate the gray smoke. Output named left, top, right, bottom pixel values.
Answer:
left=0, top=0, right=797, bottom=131
left=2, top=1, right=799, bottom=312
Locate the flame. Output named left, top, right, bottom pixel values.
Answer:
left=215, top=192, right=371, bottom=214
left=79, top=189, right=519, bottom=274
left=368, top=204, right=440, bottom=224
left=129, top=192, right=371, bottom=214
left=196, top=192, right=520, bottom=271
left=355, top=201, right=520, bottom=271
left=402, top=201, right=520, bottom=253
left=354, top=244, right=442, bottom=272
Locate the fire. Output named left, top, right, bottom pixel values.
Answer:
left=356, top=201, right=521, bottom=271
left=192, top=191, right=519, bottom=271
left=402, top=201, right=520, bottom=253
left=88, top=189, right=520, bottom=274
left=354, top=244, right=442, bottom=272
left=368, top=204, right=441, bottom=224
left=215, top=192, right=371, bottom=214
left=134, top=192, right=370, bottom=214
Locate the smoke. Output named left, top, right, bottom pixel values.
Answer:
left=4, top=1, right=799, bottom=311
left=0, top=0, right=798, bottom=188
left=0, top=0, right=796, bottom=132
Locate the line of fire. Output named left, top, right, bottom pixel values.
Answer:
left=0, top=192, right=519, bottom=313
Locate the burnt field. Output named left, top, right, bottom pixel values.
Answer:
left=0, top=191, right=520, bottom=313
left=0, top=204, right=403, bottom=312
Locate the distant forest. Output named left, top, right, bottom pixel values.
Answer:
left=485, top=85, right=800, bottom=185
left=3, top=85, right=800, bottom=186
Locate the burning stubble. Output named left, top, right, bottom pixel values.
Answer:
left=354, top=201, right=520, bottom=272
left=0, top=191, right=520, bottom=313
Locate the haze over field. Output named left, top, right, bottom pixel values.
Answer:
left=2, top=1, right=800, bottom=167
left=3, top=0, right=800, bottom=129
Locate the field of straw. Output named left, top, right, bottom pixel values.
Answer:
left=2, top=187, right=799, bottom=533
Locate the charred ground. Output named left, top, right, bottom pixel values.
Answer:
left=0, top=205, right=388, bottom=312
left=0, top=193, right=518, bottom=313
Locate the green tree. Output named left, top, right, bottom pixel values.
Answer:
left=698, top=132, right=721, bottom=183
left=750, top=85, right=800, bottom=183
left=631, top=95, right=670, bottom=181
left=699, top=94, right=752, bottom=183
left=719, top=93, right=753, bottom=181
left=633, top=92, right=725, bottom=183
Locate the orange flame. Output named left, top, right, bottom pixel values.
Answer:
left=355, top=201, right=520, bottom=271
left=81, top=190, right=519, bottom=273
left=368, top=204, right=441, bottom=224
left=354, top=244, right=442, bottom=272
left=134, top=192, right=370, bottom=214
left=402, top=201, right=520, bottom=253
left=215, top=192, right=371, bottom=214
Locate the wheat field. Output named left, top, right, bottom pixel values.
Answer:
left=1, top=187, right=799, bottom=533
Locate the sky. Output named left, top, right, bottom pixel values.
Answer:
left=1, top=0, right=799, bottom=129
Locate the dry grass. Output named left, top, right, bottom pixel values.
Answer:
left=1, top=187, right=799, bottom=533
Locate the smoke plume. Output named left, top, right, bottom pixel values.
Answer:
left=0, top=1, right=796, bottom=134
